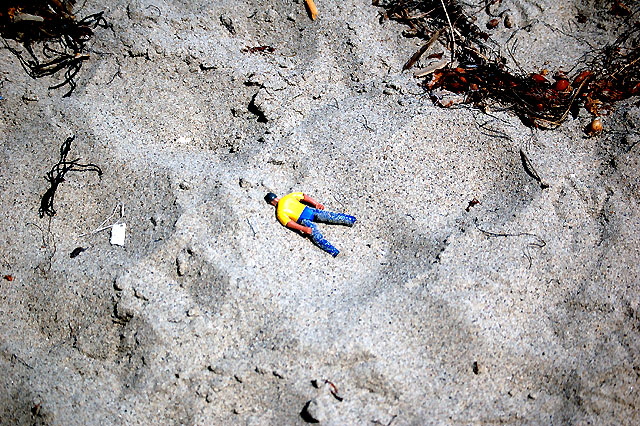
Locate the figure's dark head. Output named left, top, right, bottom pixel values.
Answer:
left=264, top=192, right=278, bottom=205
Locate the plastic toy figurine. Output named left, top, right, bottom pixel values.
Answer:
left=265, top=192, right=356, bottom=257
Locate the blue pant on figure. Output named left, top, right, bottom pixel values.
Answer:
left=299, top=208, right=356, bottom=257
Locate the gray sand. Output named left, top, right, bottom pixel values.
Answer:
left=1, top=0, right=639, bottom=424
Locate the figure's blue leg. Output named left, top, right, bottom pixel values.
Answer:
left=313, top=209, right=356, bottom=226
left=300, top=219, right=340, bottom=257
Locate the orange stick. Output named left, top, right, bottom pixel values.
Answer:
left=305, top=0, right=318, bottom=20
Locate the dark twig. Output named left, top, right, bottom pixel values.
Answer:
left=26, top=219, right=56, bottom=274
left=475, top=220, right=546, bottom=268
left=39, top=135, right=102, bottom=218
left=519, top=149, right=548, bottom=189
left=403, top=28, right=443, bottom=70
left=1, top=4, right=107, bottom=96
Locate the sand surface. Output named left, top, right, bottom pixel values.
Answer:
left=1, top=0, right=639, bottom=424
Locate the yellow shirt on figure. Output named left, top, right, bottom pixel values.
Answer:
left=276, top=192, right=307, bottom=225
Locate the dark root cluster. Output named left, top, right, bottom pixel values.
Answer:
left=39, top=135, right=102, bottom=218
left=1, top=1, right=107, bottom=97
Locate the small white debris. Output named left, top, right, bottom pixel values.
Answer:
left=187, top=307, right=201, bottom=317
left=110, top=223, right=126, bottom=246
left=238, top=177, right=253, bottom=188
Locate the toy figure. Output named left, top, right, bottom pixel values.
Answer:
left=265, top=192, right=356, bottom=257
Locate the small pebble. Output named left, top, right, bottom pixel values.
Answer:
left=586, top=117, right=603, bottom=134
left=487, top=18, right=500, bottom=29
left=553, top=79, right=570, bottom=91
left=219, top=14, right=235, bottom=34
left=70, top=247, right=86, bottom=258
left=504, top=14, right=515, bottom=28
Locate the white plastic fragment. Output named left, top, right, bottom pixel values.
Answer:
left=110, top=223, right=126, bottom=246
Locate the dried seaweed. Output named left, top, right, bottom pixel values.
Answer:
left=40, top=136, right=102, bottom=218
left=1, top=1, right=107, bottom=96
left=375, top=0, right=640, bottom=130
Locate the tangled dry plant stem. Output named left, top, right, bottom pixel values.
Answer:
left=375, top=0, right=640, bottom=131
